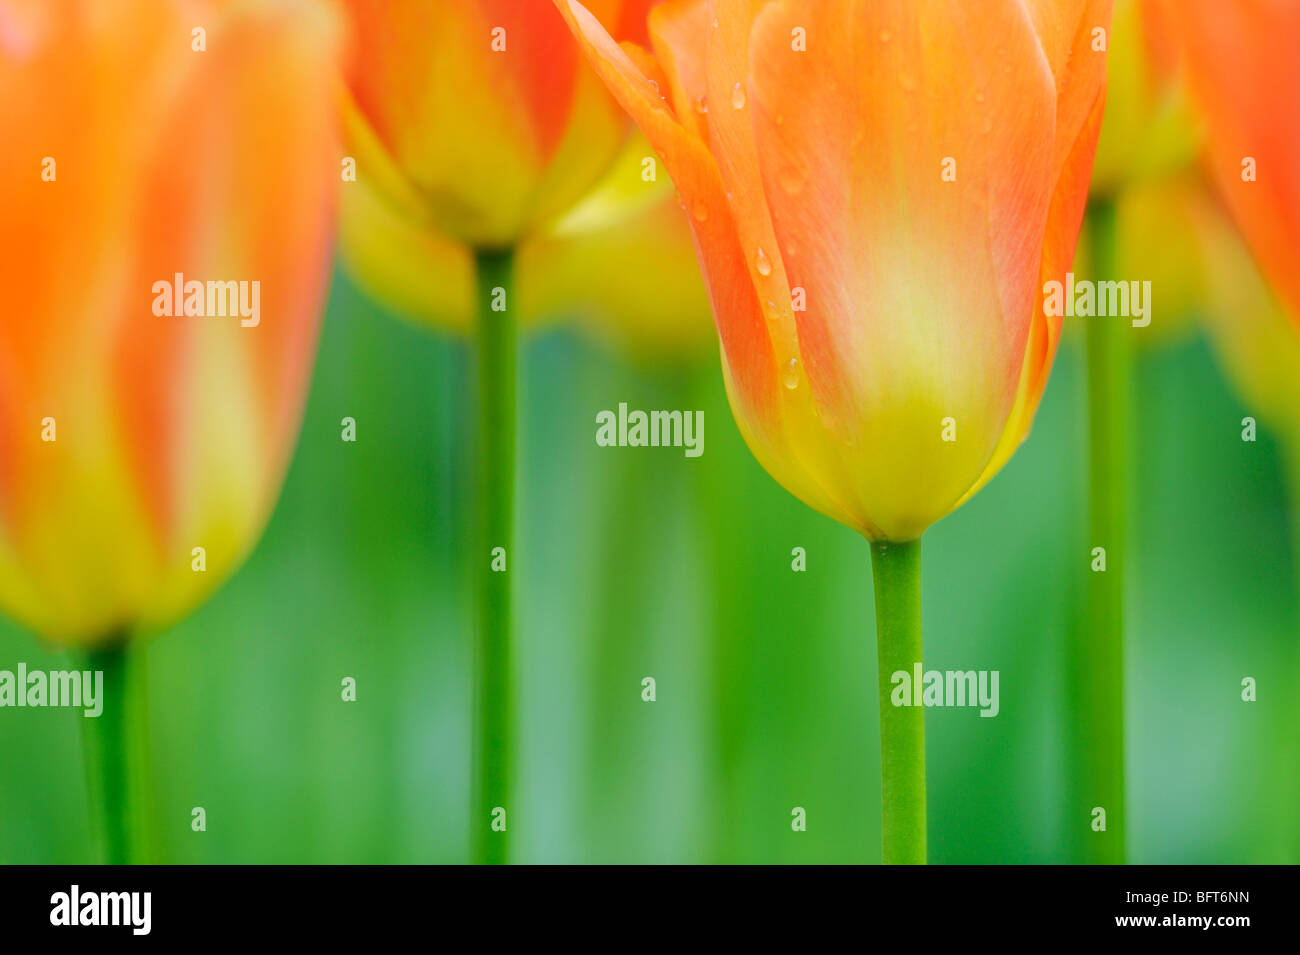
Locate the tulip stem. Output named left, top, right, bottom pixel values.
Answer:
left=472, top=247, right=516, bottom=865
left=870, top=538, right=926, bottom=865
left=1077, top=198, right=1128, bottom=864
left=81, top=639, right=150, bottom=865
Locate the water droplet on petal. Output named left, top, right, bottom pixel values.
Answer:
left=755, top=246, right=772, bottom=276
left=731, top=81, right=746, bottom=109
left=777, top=164, right=807, bottom=195
left=694, top=95, right=709, bottom=114
left=692, top=203, right=709, bottom=222
left=784, top=357, right=800, bottom=390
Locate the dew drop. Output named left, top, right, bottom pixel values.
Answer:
left=731, top=81, right=746, bottom=109
left=694, top=95, right=709, bottom=114
left=783, top=357, right=800, bottom=390
left=755, top=246, right=772, bottom=276
left=692, top=203, right=709, bottom=222
left=777, top=164, right=807, bottom=195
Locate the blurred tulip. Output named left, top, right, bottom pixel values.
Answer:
left=1176, top=0, right=1300, bottom=327
left=339, top=131, right=714, bottom=355
left=1074, top=172, right=1215, bottom=347
left=558, top=0, right=1110, bottom=542
left=0, top=0, right=342, bottom=646
left=340, top=0, right=658, bottom=250
left=1089, top=0, right=1200, bottom=196
left=1198, top=206, right=1300, bottom=440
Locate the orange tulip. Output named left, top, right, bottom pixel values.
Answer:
left=1176, top=0, right=1300, bottom=329
left=557, top=0, right=1111, bottom=542
left=341, top=0, right=659, bottom=249
left=1088, top=0, right=1199, bottom=196
left=0, top=0, right=342, bottom=645
left=340, top=129, right=714, bottom=354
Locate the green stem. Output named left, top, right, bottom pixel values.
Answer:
left=1077, top=198, right=1128, bottom=864
left=80, top=640, right=150, bottom=865
left=869, top=538, right=926, bottom=865
left=1279, top=444, right=1300, bottom=860
left=472, top=248, right=516, bottom=865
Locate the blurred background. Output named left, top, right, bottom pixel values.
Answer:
left=0, top=264, right=1295, bottom=863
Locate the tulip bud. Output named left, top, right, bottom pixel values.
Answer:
left=557, top=0, right=1111, bottom=541
left=339, top=129, right=714, bottom=354
left=1089, top=0, right=1201, bottom=197
left=1198, top=203, right=1300, bottom=440
left=1074, top=173, right=1214, bottom=348
left=340, top=0, right=658, bottom=250
left=1176, top=0, right=1300, bottom=331
left=0, top=0, right=342, bottom=645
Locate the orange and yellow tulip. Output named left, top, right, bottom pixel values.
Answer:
left=0, top=0, right=342, bottom=645
left=557, top=0, right=1111, bottom=541
left=341, top=0, right=658, bottom=251
left=1176, top=0, right=1300, bottom=330
left=340, top=130, right=714, bottom=355
left=1088, top=0, right=1199, bottom=197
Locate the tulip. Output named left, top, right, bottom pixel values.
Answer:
left=1177, top=0, right=1300, bottom=853
left=339, top=0, right=670, bottom=865
left=558, top=0, right=1111, bottom=862
left=0, top=0, right=342, bottom=861
left=1089, top=0, right=1199, bottom=197
left=341, top=0, right=659, bottom=249
left=339, top=132, right=713, bottom=355
left=1175, top=0, right=1300, bottom=329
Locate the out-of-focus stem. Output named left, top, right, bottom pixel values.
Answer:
left=81, top=639, right=150, bottom=865
left=1077, top=198, right=1128, bottom=864
left=472, top=248, right=516, bottom=866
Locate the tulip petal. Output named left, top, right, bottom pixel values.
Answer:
left=744, top=0, right=1061, bottom=538
left=1177, top=0, right=1300, bottom=326
left=344, top=0, right=629, bottom=245
left=0, top=0, right=340, bottom=642
left=557, top=1, right=779, bottom=418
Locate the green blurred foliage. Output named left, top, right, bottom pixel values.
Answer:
left=0, top=272, right=1294, bottom=863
